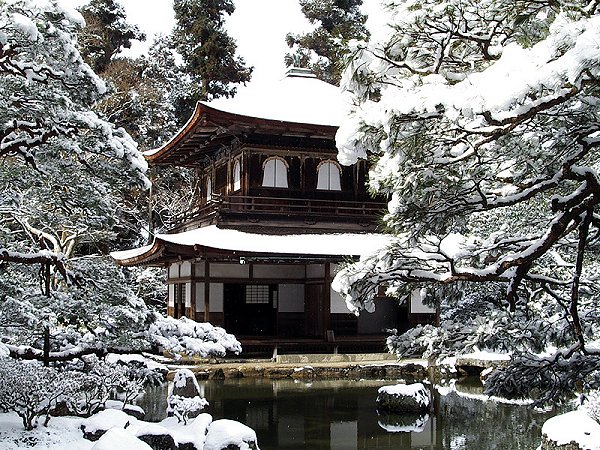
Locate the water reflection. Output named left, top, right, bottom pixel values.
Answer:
left=136, top=377, right=558, bottom=450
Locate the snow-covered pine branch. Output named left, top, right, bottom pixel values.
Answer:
left=335, top=0, right=600, bottom=404
left=0, top=0, right=149, bottom=184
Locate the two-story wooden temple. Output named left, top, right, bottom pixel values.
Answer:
left=112, top=68, right=435, bottom=355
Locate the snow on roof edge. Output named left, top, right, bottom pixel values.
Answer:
left=111, top=226, right=391, bottom=263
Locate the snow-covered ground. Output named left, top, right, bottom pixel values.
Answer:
left=0, top=410, right=258, bottom=450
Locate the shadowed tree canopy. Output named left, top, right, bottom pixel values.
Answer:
left=285, top=0, right=369, bottom=85
left=171, top=0, right=253, bottom=120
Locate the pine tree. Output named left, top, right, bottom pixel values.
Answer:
left=171, top=0, right=253, bottom=120
left=285, top=0, right=369, bottom=85
left=334, top=0, right=600, bottom=405
left=0, top=0, right=239, bottom=365
left=78, top=0, right=145, bottom=73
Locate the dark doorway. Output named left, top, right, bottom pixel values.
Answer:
left=224, top=284, right=277, bottom=336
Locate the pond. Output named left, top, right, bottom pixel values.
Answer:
left=137, top=377, right=560, bottom=450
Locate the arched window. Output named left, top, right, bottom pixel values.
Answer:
left=262, top=157, right=288, bottom=188
left=206, top=176, right=212, bottom=201
left=232, top=160, right=241, bottom=191
left=317, top=160, right=341, bottom=191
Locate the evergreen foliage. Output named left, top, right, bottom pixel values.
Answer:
left=171, top=0, right=253, bottom=119
left=285, top=0, right=369, bottom=85
left=334, top=0, right=600, bottom=405
left=0, top=0, right=240, bottom=371
left=78, top=0, right=145, bottom=73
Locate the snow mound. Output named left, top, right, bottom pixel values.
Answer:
left=542, top=410, right=600, bottom=450
left=204, top=419, right=260, bottom=450
left=91, top=427, right=152, bottom=450
left=81, top=409, right=131, bottom=434
left=378, top=383, right=431, bottom=408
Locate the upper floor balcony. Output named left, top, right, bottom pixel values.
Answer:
left=167, top=194, right=386, bottom=234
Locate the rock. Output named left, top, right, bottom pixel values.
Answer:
left=136, top=424, right=178, bottom=450
left=540, top=410, right=600, bottom=450
left=376, top=382, right=431, bottom=413
left=81, top=409, right=131, bottom=441
left=105, top=400, right=146, bottom=420
left=91, top=428, right=152, bottom=450
left=171, top=369, right=202, bottom=398
left=204, top=419, right=259, bottom=450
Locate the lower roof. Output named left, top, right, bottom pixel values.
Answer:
left=110, top=226, right=391, bottom=266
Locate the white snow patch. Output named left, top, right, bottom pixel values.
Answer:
left=81, top=409, right=131, bottom=434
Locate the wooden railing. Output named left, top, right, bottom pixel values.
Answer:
left=168, top=194, right=385, bottom=229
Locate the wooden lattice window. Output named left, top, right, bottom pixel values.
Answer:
left=245, top=285, right=270, bottom=304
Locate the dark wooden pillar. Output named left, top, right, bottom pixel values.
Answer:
left=323, top=262, right=331, bottom=339
left=204, top=261, right=210, bottom=322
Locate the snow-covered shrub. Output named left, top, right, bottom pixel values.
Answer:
left=167, top=395, right=209, bottom=425
left=0, top=360, right=75, bottom=430
left=582, top=391, right=600, bottom=424
left=74, top=357, right=145, bottom=417
left=148, top=315, right=242, bottom=358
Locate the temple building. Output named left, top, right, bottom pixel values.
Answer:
left=111, top=68, right=435, bottom=354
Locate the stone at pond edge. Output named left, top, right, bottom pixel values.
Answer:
left=136, top=424, right=178, bottom=450
left=540, top=410, right=600, bottom=450
left=91, top=428, right=152, bottom=450
left=81, top=409, right=131, bottom=441
left=171, top=369, right=202, bottom=398
left=376, top=382, right=431, bottom=413
left=203, top=419, right=259, bottom=450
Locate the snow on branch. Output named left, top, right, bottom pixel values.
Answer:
left=0, top=248, right=72, bottom=285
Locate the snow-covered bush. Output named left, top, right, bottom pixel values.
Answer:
left=167, top=395, right=209, bottom=425
left=0, top=360, right=75, bottom=430
left=582, top=391, right=600, bottom=424
left=148, top=315, right=242, bottom=358
left=74, top=357, right=145, bottom=417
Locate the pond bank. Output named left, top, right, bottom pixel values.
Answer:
left=165, top=354, right=434, bottom=381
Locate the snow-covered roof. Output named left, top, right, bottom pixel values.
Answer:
left=207, top=68, right=347, bottom=127
left=144, top=69, right=344, bottom=165
left=111, top=226, right=391, bottom=266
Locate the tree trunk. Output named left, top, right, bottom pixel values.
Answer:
left=43, top=326, right=50, bottom=367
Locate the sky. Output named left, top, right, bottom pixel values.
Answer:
left=59, top=0, right=385, bottom=85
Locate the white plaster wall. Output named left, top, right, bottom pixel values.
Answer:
left=210, top=283, right=224, bottom=312
left=168, top=284, right=175, bottom=307
left=330, top=287, right=350, bottom=313
left=210, top=263, right=249, bottom=278
left=279, top=284, right=304, bottom=313
left=306, top=264, right=324, bottom=278
left=195, top=282, right=205, bottom=312
left=253, top=264, right=305, bottom=279
left=168, top=263, right=179, bottom=279
left=194, top=261, right=205, bottom=275
left=185, top=282, right=191, bottom=308
left=410, top=288, right=436, bottom=313
left=180, top=261, right=192, bottom=277
left=194, top=283, right=224, bottom=312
